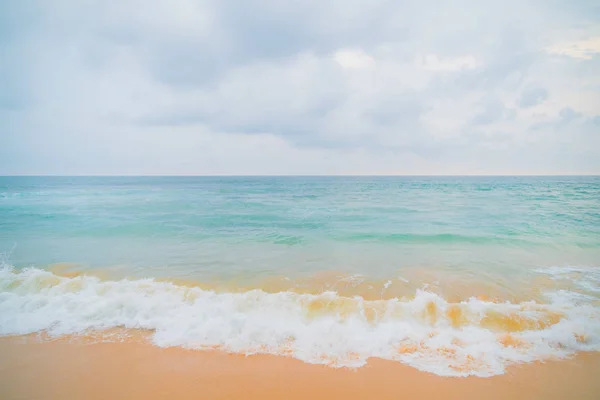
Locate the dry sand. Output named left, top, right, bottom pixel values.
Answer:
left=1, top=336, right=599, bottom=400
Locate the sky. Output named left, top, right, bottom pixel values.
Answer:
left=1, top=0, right=599, bottom=175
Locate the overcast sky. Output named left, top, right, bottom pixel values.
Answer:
left=1, top=0, right=599, bottom=175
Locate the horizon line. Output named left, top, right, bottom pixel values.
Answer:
left=2, top=174, right=599, bottom=178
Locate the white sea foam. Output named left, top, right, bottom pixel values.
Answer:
left=535, top=266, right=600, bottom=294
left=1, top=265, right=599, bottom=377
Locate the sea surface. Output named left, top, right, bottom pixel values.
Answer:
left=1, top=176, right=599, bottom=376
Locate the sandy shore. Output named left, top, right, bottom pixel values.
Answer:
left=1, top=336, right=599, bottom=400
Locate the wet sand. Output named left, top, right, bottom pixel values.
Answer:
left=1, top=337, right=599, bottom=400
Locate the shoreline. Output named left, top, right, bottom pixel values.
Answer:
left=1, top=336, right=599, bottom=400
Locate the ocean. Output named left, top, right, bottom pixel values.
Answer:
left=1, top=176, right=599, bottom=377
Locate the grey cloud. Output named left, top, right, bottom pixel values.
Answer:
left=559, top=107, right=581, bottom=121
left=519, top=87, right=548, bottom=108
left=471, top=97, right=507, bottom=125
left=1, top=0, right=600, bottom=175
left=0, top=60, right=28, bottom=110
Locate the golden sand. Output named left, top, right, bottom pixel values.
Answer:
left=1, top=336, right=599, bottom=400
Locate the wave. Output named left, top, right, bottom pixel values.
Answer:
left=337, top=232, right=532, bottom=245
left=1, top=265, right=599, bottom=377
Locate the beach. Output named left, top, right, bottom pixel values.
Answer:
left=2, top=335, right=600, bottom=400
left=4, top=0, right=600, bottom=395
left=1, top=176, right=599, bottom=397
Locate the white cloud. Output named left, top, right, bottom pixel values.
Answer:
left=416, top=54, right=482, bottom=71
left=546, top=37, right=600, bottom=60
left=334, top=49, right=375, bottom=70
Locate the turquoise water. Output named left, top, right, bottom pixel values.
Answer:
left=1, top=176, right=599, bottom=281
left=2, top=176, right=600, bottom=376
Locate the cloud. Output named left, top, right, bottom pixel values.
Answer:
left=1, top=0, right=600, bottom=175
left=559, top=107, right=581, bottom=121
left=416, top=54, right=481, bottom=71
left=519, top=87, right=548, bottom=108
left=334, top=49, right=375, bottom=70
left=546, top=37, right=600, bottom=60
left=471, top=96, right=508, bottom=125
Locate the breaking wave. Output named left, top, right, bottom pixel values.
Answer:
left=1, top=265, right=599, bottom=377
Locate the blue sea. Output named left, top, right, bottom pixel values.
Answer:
left=1, top=176, right=599, bottom=376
